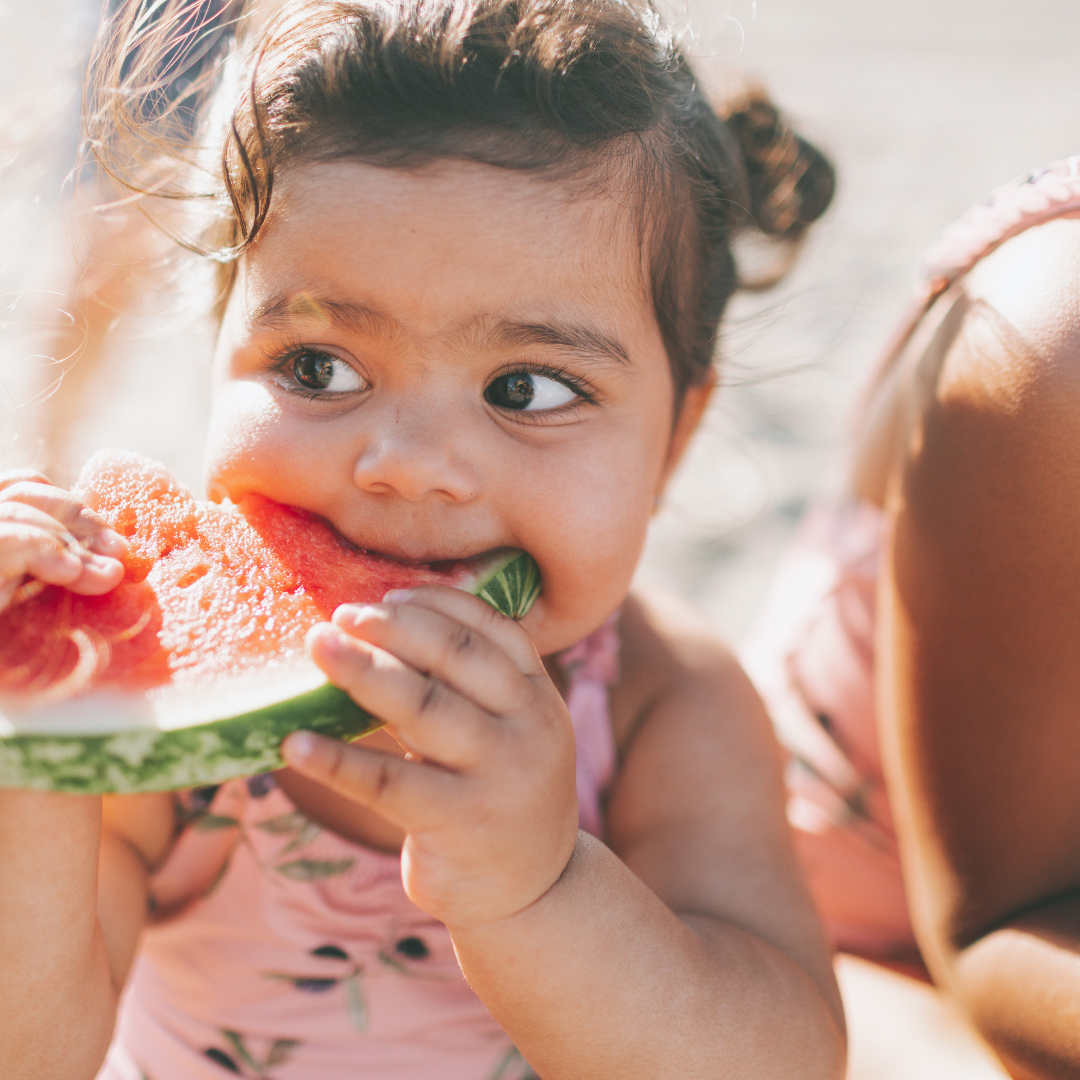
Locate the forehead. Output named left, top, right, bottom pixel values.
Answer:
left=240, top=159, right=653, bottom=336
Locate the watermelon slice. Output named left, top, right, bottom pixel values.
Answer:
left=0, top=450, right=540, bottom=794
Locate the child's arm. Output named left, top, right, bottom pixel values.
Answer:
left=0, top=791, right=171, bottom=1080
left=0, top=473, right=169, bottom=1079
left=876, top=216, right=1080, bottom=1079
left=283, top=587, right=845, bottom=1078
left=455, top=590, right=845, bottom=1078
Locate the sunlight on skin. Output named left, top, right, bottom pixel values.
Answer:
left=838, top=956, right=1009, bottom=1080
left=205, top=159, right=681, bottom=658
left=204, top=158, right=697, bottom=854
left=0, top=156, right=843, bottom=1080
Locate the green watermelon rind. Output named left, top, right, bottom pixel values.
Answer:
left=0, top=549, right=540, bottom=795
left=475, top=549, right=542, bottom=621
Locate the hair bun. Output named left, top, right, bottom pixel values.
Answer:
left=721, top=88, right=835, bottom=242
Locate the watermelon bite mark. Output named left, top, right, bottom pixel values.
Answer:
left=0, top=450, right=540, bottom=793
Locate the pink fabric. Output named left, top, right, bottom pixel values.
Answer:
left=555, top=614, right=619, bottom=841
left=743, top=157, right=1080, bottom=961
left=741, top=502, right=914, bottom=959
left=920, top=156, right=1080, bottom=292
left=98, top=617, right=619, bottom=1080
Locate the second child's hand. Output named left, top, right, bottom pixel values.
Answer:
left=282, top=588, right=579, bottom=929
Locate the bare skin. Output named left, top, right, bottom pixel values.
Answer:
left=851, top=214, right=1080, bottom=1078
left=0, top=160, right=843, bottom=1080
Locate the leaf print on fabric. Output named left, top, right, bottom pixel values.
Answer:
left=265, top=1040, right=300, bottom=1068
left=255, top=811, right=309, bottom=836
left=246, top=773, right=276, bottom=798
left=264, top=944, right=369, bottom=1032
left=310, top=944, right=350, bottom=960
left=275, top=858, right=354, bottom=881
left=204, top=1047, right=240, bottom=1073
left=264, top=972, right=338, bottom=994
left=375, top=934, right=454, bottom=980
left=194, top=813, right=242, bottom=832
left=253, top=810, right=321, bottom=857
left=344, top=972, right=367, bottom=1032
left=279, top=819, right=320, bottom=855
left=394, top=935, right=429, bottom=959
left=211, top=1031, right=300, bottom=1078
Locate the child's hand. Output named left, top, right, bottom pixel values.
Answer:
left=283, top=589, right=579, bottom=930
left=0, top=470, right=128, bottom=612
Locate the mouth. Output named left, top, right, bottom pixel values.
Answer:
left=322, top=522, right=540, bottom=618
left=327, top=520, right=506, bottom=573
left=287, top=504, right=535, bottom=593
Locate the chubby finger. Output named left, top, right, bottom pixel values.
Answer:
left=308, top=623, right=496, bottom=767
left=0, top=515, right=125, bottom=602
left=0, top=481, right=127, bottom=557
left=281, top=730, right=458, bottom=830
left=380, top=585, right=544, bottom=677
left=0, top=470, right=54, bottom=493
left=0, top=524, right=80, bottom=586
left=332, top=601, right=528, bottom=716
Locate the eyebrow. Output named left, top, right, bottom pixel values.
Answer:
left=489, top=319, right=631, bottom=367
left=251, top=292, right=395, bottom=337
left=250, top=291, right=630, bottom=367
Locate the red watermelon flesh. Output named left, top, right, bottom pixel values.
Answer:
left=0, top=450, right=499, bottom=703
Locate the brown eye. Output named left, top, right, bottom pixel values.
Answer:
left=289, top=351, right=362, bottom=393
left=486, top=373, right=535, bottom=409
left=485, top=371, right=578, bottom=412
left=293, top=352, right=334, bottom=389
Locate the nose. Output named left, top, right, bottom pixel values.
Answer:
left=352, top=406, right=480, bottom=504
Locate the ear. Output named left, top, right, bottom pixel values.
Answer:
left=657, top=370, right=715, bottom=497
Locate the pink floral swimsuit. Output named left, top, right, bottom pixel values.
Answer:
left=97, top=617, right=619, bottom=1080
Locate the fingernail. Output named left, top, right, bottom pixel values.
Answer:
left=47, top=549, right=83, bottom=575
left=334, top=603, right=379, bottom=628
left=382, top=588, right=412, bottom=603
left=84, top=553, right=120, bottom=572
left=283, top=731, right=317, bottom=764
left=92, top=528, right=127, bottom=557
left=310, top=622, right=349, bottom=655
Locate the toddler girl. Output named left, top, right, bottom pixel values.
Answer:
left=0, top=2, right=842, bottom=1078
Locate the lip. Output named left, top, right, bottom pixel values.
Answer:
left=322, top=514, right=506, bottom=571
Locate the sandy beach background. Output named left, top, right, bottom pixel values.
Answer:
left=1, top=0, right=1078, bottom=642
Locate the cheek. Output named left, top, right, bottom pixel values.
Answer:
left=513, top=423, right=666, bottom=654
left=203, top=381, right=294, bottom=500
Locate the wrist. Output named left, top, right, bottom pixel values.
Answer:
left=443, top=828, right=589, bottom=941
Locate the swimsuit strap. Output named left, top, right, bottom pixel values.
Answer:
left=921, top=155, right=1080, bottom=292
left=556, top=612, right=620, bottom=839
left=862, top=155, right=1080, bottom=413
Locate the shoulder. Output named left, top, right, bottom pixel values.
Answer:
left=611, top=586, right=764, bottom=753
left=608, top=586, right=784, bottom=842
left=889, top=215, right=1080, bottom=543
left=964, top=211, right=1080, bottom=367
left=933, top=213, right=1080, bottom=417
left=856, top=214, right=1080, bottom=507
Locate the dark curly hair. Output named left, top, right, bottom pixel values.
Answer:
left=87, top=0, right=835, bottom=398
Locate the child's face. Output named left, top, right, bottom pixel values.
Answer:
left=206, top=160, right=698, bottom=654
